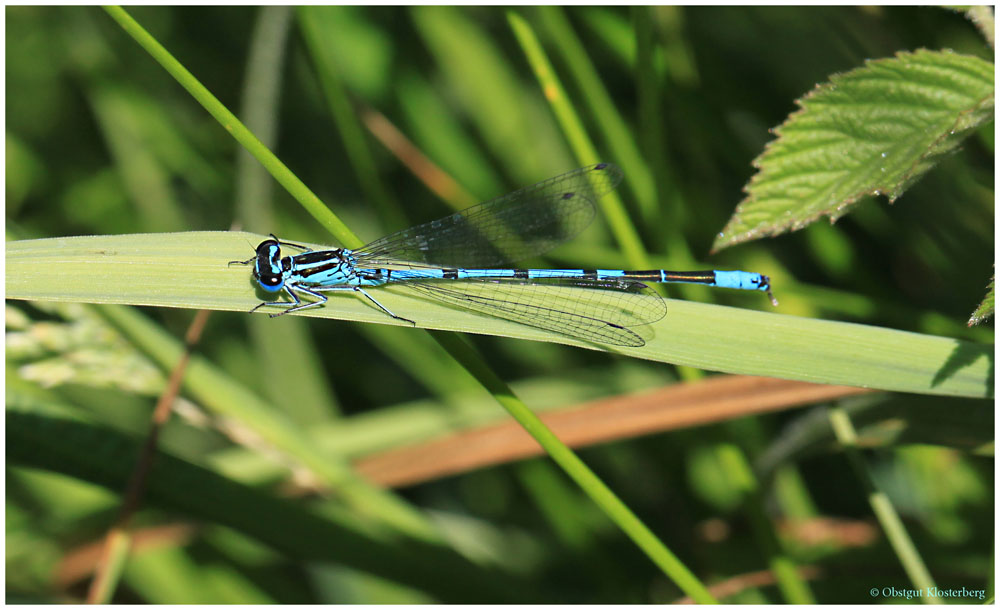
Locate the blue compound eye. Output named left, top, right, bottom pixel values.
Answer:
left=257, top=272, right=284, bottom=292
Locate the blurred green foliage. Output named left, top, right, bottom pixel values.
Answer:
left=6, top=5, right=993, bottom=603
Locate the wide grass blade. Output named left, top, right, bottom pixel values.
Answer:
left=7, top=232, right=992, bottom=398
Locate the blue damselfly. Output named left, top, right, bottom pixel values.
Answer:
left=230, top=164, right=775, bottom=347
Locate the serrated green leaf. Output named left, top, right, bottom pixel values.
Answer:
left=6, top=232, right=993, bottom=398
left=715, top=49, right=995, bottom=251
left=968, top=275, right=994, bottom=326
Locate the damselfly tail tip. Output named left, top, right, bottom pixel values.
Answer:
left=760, top=275, right=778, bottom=307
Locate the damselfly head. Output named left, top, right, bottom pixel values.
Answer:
left=253, top=239, right=286, bottom=292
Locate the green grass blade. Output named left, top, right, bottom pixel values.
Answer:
left=101, top=5, right=362, bottom=248
left=234, top=6, right=340, bottom=424
left=507, top=10, right=651, bottom=270
left=87, top=85, right=187, bottom=232
left=718, top=444, right=816, bottom=603
left=394, top=71, right=502, bottom=208
left=632, top=6, right=674, bottom=225
left=828, top=407, right=941, bottom=604
left=535, top=6, right=659, bottom=222
left=431, top=332, right=718, bottom=604
left=6, top=408, right=539, bottom=603
left=233, top=5, right=291, bottom=233
left=7, top=232, right=992, bottom=398
left=410, top=6, right=572, bottom=181
left=91, top=302, right=440, bottom=542
left=757, top=395, right=993, bottom=478
left=297, top=6, right=406, bottom=230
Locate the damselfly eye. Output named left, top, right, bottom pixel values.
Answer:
left=258, top=273, right=284, bottom=292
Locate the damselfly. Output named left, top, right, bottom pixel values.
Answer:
left=230, top=163, right=776, bottom=347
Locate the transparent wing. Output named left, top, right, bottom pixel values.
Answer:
left=404, top=278, right=666, bottom=347
left=353, top=163, right=623, bottom=268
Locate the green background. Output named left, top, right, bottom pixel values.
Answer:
left=6, top=6, right=993, bottom=603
